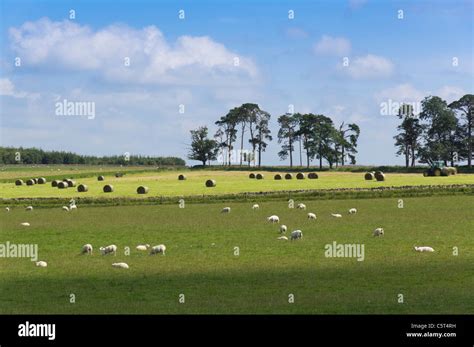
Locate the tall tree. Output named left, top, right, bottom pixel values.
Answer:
left=215, top=109, right=238, bottom=166
left=307, top=115, right=336, bottom=169
left=295, top=113, right=316, bottom=168
left=254, top=110, right=272, bottom=167
left=393, top=104, right=423, bottom=167
left=277, top=114, right=298, bottom=167
left=337, top=122, right=360, bottom=166
left=188, top=126, right=219, bottom=166
left=213, top=126, right=227, bottom=165
left=449, top=94, right=474, bottom=167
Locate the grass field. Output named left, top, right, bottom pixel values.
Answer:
left=2, top=169, right=474, bottom=199
left=1, top=195, right=473, bottom=314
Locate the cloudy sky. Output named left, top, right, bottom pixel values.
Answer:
left=0, top=0, right=472, bottom=165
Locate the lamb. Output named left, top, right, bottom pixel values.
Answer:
left=136, top=244, right=150, bottom=251
left=36, top=261, right=47, bottom=267
left=252, top=204, right=260, bottom=210
left=150, top=244, right=166, bottom=255
left=221, top=207, right=231, bottom=213
left=297, top=203, right=307, bottom=210
left=349, top=208, right=357, bottom=214
left=331, top=213, right=342, bottom=218
left=277, top=236, right=288, bottom=241
left=5, top=207, right=10, bottom=212
left=373, top=228, right=384, bottom=237
left=414, top=246, right=434, bottom=252
left=267, top=215, right=280, bottom=223
left=280, top=225, right=287, bottom=233
left=20, top=222, right=30, bottom=227
left=290, top=230, right=303, bottom=240
left=307, top=213, right=317, bottom=220
left=100, top=245, right=117, bottom=256
left=25, top=206, right=33, bottom=211
left=62, top=206, right=70, bottom=212
left=81, top=244, right=93, bottom=255
left=112, top=262, right=129, bottom=269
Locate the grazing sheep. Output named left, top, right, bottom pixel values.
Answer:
left=290, top=230, right=303, bottom=240
left=62, top=206, right=70, bottom=212
left=277, top=236, right=288, bottom=241
left=221, top=207, right=231, bottom=213
left=136, top=244, right=150, bottom=251
left=297, top=203, right=307, bottom=210
left=69, top=205, right=77, bottom=211
left=25, top=206, right=33, bottom=211
left=307, top=213, right=317, bottom=220
left=112, top=262, right=129, bottom=269
left=36, top=261, right=47, bottom=267
left=20, top=222, right=30, bottom=227
left=349, top=208, right=357, bottom=214
left=280, top=225, right=287, bottom=233
left=267, top=215, right=280, bottom=223
left=252, top=204, right=260, bottom=210
left=414, top=246, right=434, bottom=253
left=150, top=244, right=166, bottom=255
left=100, top=245, right=117, bottom=256
left=373, top=228, right=384, bottom=237
left=5, top=207, right=10, bottom=212
left=81, top=244, right=93, bottom=255
left=331, top=213, right=342, bottom=218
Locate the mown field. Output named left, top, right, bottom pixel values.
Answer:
left=0, top=195, right=473, bottom=314
left=2, top=169, right=474, bottom=199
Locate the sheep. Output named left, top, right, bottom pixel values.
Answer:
left=100, top=245, right=117, bottom=256
left=267, top=215, right=280, bottom=223
left=25, top=206, right=33, bottom=211
left=221, top=207, right=231, bottom=213
left=36, top=261, right=47, bottom=268
left=290, top=230, right=303, bottom=240
left=81, top=244, right=93, bottom=255
left=5, top=207, right=10, bottom=212
left=62, top=206, right=70, bottom=212
left=414, top=246, right=434, bottom=253
left=279, top=225, right=288, bottom=233
left=331, top=213, right=342, bottom=218
left=136, top=244, right=150, bottom=251
left=252, top=204, right=260, bottom=210
left=277, top=236, right=288, bottom=241
left=349, top=208, right=357, bottom=214
left=297, top=203, right=307, bottom=210
left=373, top=228, right=384, bottom=237
left=69, top=205, right=77, bottom=211
left=20, top=222, right=30, bottom=227
left=112, top=262, right=129, bottom=269
left=150, top=244, right=166, bottom=255
left=307, top=213, right=317, bottom=220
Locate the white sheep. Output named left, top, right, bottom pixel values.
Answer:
left=290, top=230, right=303, bottom=240
left=136, top=244, right=150, bottom=251
left=81, top=244, right=93, bottom=255
left=349, top=208, right=357, bottom=214
left=25, top=206, right=33, bottom=211
left=69, top=205, right=77, bottom=211
left=267, top=215, right=280, bottom=223
left=221, top=207, right=231, bottom=213
left=150, top=244, right=166, bottom=255
left=36, top=261, right=47, bottom=267
left=280, top=224, right=287, bottom=233
left=277, top=236, right=288, bottom=241
left=331, top=213, right=342, bottom=218
left=414, top=246, right=434, bottom=252
left=373, top=228, right=384, bottom=237
left=100, top=244, right=117, bottom=256
left=297, top=203, right=307, bottom=210
left=112, top=262, right=129, bottom=269
left=307, top=213, right=317, bottom=220
left=5, top=207, right=10, bottom=212
left=252, top=204, right=260, bottom=210
left=62, top=206, right=70, bottom=212
left=20, top=222, right=30, bottom=227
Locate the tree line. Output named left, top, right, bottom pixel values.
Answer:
left=0, top=147, right=185, bottom=166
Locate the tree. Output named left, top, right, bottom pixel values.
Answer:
left=254, top=110, right=272, bottom=167
left=215, top=109, right=238, bottom=166
left=337, top=122, right=360, bottom=166
left=393, top=104, right=423, bottom=167
left=277, top=114, right=298, bottom=167
left=307, top=115, right=336, bottom=169
left=295, top=113, right=314, bottom=168
left=188, top=126, right=219, bottom=166
left=449, top=94, right=474, bottom=167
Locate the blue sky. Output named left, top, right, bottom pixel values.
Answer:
left=1, top=0, right=473, bottom=165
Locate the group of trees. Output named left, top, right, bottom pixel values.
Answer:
left=394, top=94, right=473, bottom=168
left=0, top=147, right=185, bottom=166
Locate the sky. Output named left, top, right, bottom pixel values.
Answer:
left=0, top=0, right=473, bottom=166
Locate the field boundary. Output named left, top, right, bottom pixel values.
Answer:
left=1, top=184, right=473, bottom=207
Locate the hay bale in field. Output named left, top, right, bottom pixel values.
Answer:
left=256, top=173, right=264, bottom=180
left=15, top=179, right=24, bottom=186
left=98, top=175, right=105, bottom=181
left=178, top=174, right=187, bottom=180
left=66, top=179, right=76, bottom=187
left=374, top=171, right=385, bottom=181
left=137, top=186, right=149, bottom=194
left=364, top=172, right=375, bottom=180
left=296, top=172, right=305, bottom=180
left=205, top=179, right=216, bottom=187
left=37, top=177, right=47, bottom=184
left=57, top=181, right=68, bottom=189
left=274, top=174, right=282, bottom=180
left=115, top=172, right=124, bottom=178
left=32, top=178, right=38, bottom=184
left=51, top=180, right=60, bottom=187
left=77, top=184, right=88, bottom=192
left=285, top=173, right=293, bottom=180
left=249, top=173, right=256, bottom=179
left=103, top=184, right=114, bottom=193
left=308, top=172, right=318, bottom=179
left=26, top=179, right=36, bottom=186
left=443, top=167, right=457, bottom=176
left=448, top=167, right=457, bottom=175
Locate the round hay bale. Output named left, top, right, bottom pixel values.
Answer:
left=51, top=180, right=61, bottom=187
left=274, top=174, right=282, bottom=180
left=57, top=181, right=68, bottom=189
left=285, top=173, right=293, bottom=180
left=448, top=167, right=457, bottom=175
left=178, top=174, right=187, bottom=181
left=308, top=172, right=318, bottom=179
left=364, top=172, right=375, bottom=180
left=15, top=179, right=24, bottom=186
left=32, top=178, right=38, bottom=184
left=256, top=173, right=264, bottom=180
left=77, top=184, right=89, bottom=192
left=249, top=173, right=256, bottom=179
left=115, top=172, right=124, bottom=178
left=98, top=175, right=105, bottom=181
left=205, top=179, right=216, bottom=187
left=26, top=179, right=36, bottom=186
left=66, top=179, right=76, bottom=187
left=137, top=186, right=149, bottom=194
left=296, top=172, right=305, bottom=180
left=375, top=171, right=385, bottom=181
left=103, top=184, right=114, bottom=193
left=37, top=177, right=47, bottom=184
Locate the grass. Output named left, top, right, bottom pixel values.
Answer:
left=0, top=195, right=473, bottom=314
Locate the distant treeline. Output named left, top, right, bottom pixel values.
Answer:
left=0, top=147, right=186, bottom=166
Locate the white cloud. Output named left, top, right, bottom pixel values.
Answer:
left=0, top=78, right=39, bottom=99
left=9, top=18, right=258, bottom=86
left=375, top=83, right=425, bottom=103
left=344, top=54, right=394, bottom=79
left=435, top=86, right=465, bottom=103
left=314, top=35, right=351, bottom=56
